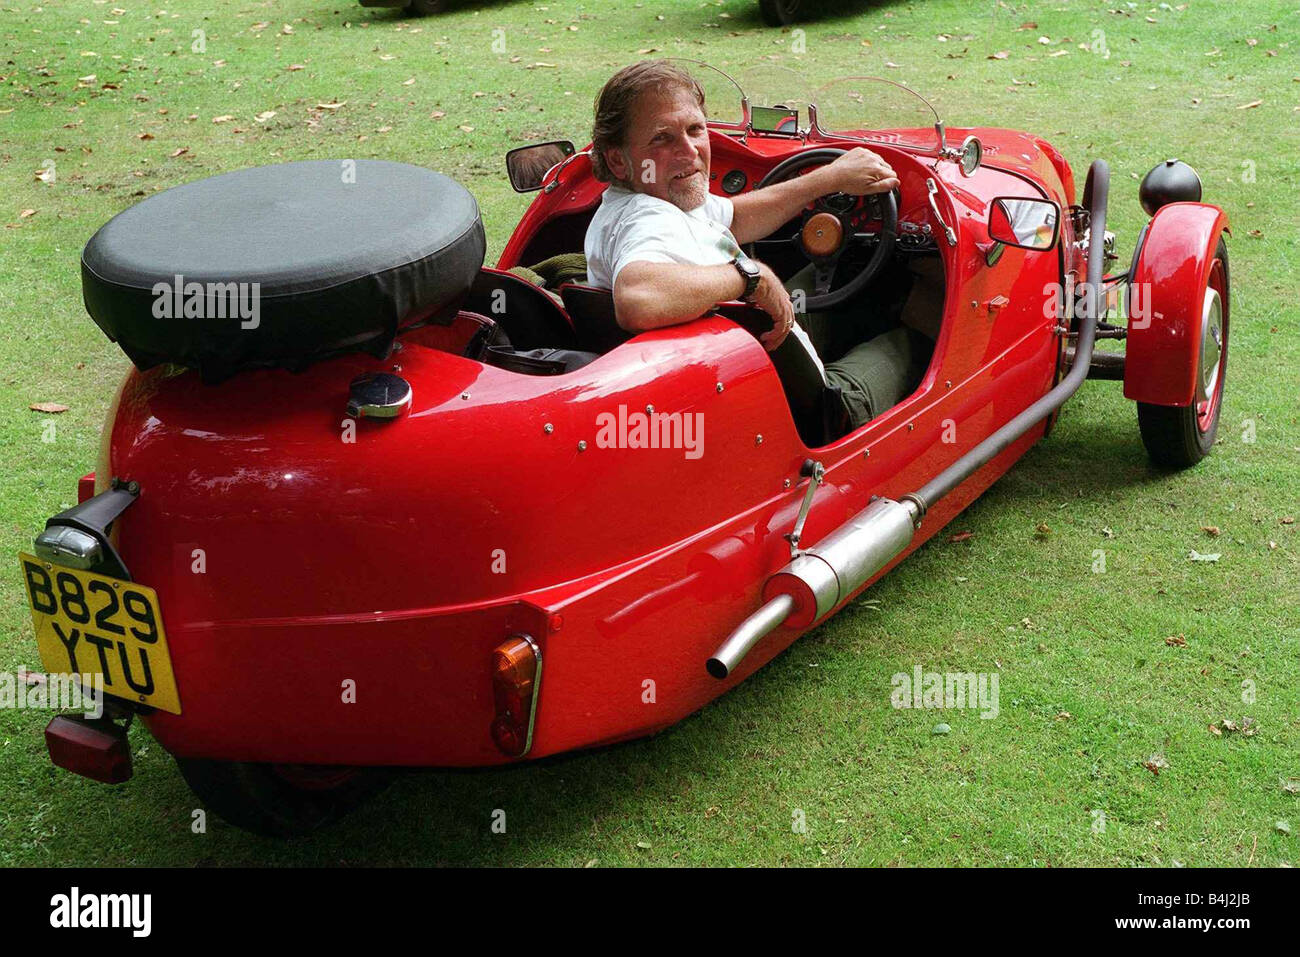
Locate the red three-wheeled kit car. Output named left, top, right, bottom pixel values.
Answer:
left=20, top=66, right=1230, bottom=835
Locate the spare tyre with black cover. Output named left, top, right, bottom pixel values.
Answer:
left=81, top=159, right=485, bottom=383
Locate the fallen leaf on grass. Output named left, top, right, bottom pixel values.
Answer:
left=1034, top=522, right=1052, bottom=538
left=285, top=64, right=305, bottom=72
left=1189, top=549, right=1220, bottom=562
left=212, top=114, right=235, bottom=123
left=1276, top=820, right=1291, bottom=835
left=948, top=531, right=973, bottom=543
left=1281, top=516, right=1295, bottom=525
left=254, top=111, right=276, bottom=122
left=30, top=402, right=69, bottom=413
left=1164, top=634, right=1187, bottom=647
left=1237, top=100, right=1263, bottom=110
left=988, top=51, right=1009, bottom=60
left=430, top=111, right=445, bottom=119
left=1213, top=717, right=1258, bottom=736
left=1143, top=754, right=1169, bottom=776
left=136, top=131, right=153, bottom=140
left=1055, top=711, right=1072, bottom=721
left=1201, top=525, right=1220, bottom=536
left=169, top=147, right=188, bottom=157
left=19, top=209, right=36, bottom=218
left=315, top=101, right=346, bottom=110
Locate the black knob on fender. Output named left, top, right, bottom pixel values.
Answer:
left=1139, top=159, right=1202, bottom=216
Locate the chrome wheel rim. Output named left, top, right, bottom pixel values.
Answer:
left=1198, top=287, right=1223, bottom=403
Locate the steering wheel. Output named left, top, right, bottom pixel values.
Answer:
left=751, top=147, right=898, bottom=311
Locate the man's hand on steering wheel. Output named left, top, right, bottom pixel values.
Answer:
left=753, top=147, right=902, bottom=311
left=752, top=260, right=795, bottom=353
left=818, top=147, right=900, bottom=197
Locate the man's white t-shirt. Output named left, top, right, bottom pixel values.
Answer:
left=583, top=184, right=825, bottom=382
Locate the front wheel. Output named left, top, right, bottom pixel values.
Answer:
left=1136, top=238, right=1229, bottom=468
left=175, top=758, right=394, bottom=837
left=759, top=0, right=800, bottom=26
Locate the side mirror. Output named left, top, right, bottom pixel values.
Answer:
left=505, top=140, right=576, bottom=193
left=987, top=196, right=1060, bottom=251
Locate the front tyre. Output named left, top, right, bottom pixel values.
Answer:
left=405, top=0, right=445, bottom=15
left=759, top=0, right=800, bottom=26
left=1136, top=238, right=1228, bottom=468
left=175, top=758, right=394, bottom=837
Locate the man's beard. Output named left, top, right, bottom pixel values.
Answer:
left=664, top=168, right=709, bottom=211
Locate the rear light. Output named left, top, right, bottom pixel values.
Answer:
left=490, top=635, right=542, bottom=757
left=44, top=714, right=133, bottom=784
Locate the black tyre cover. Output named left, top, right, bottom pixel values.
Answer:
left=81, top=159, right=485, bottom=383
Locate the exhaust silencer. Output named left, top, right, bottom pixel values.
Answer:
left=706, top=497, right=917, bottom=679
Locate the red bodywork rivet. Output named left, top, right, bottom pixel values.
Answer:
left=549, top=613, right=564, bottom=632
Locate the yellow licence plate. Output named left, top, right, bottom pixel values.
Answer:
left=18, top=553, right=182, bottom=714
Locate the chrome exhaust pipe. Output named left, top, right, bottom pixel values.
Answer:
left=706, top=593, right=795, bottom=680
left=707, top=497, right=918, bottom=679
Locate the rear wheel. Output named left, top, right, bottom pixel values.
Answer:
left=759, top=0, right=800, bottom=26
left=406, top=0, right=445, bottom=15
left=175, top=758, right=394, bottom=837
left=1136, top=239, right=1228, bottom=468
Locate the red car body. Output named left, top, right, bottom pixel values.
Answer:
left=33, top=92, right=1229, bottom=817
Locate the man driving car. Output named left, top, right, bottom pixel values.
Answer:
left=584, top=59, right=927, bottom=430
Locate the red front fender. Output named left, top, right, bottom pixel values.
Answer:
left=1123, top=202, right=1229, bottom=407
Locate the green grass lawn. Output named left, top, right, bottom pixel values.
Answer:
left=1, top=0, right=1297, bottom=866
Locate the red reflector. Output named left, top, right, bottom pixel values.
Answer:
left=490, top=635, right=541, bottom=757
left=77, top=472, right=96, bottom=504
left=45, top=714, right=133, bottom=784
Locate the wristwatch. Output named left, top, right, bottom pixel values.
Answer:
left=730, top=253, right=761, bottom=302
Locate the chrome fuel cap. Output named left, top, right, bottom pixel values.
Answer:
left=347, top=372, right=412, bottom=420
